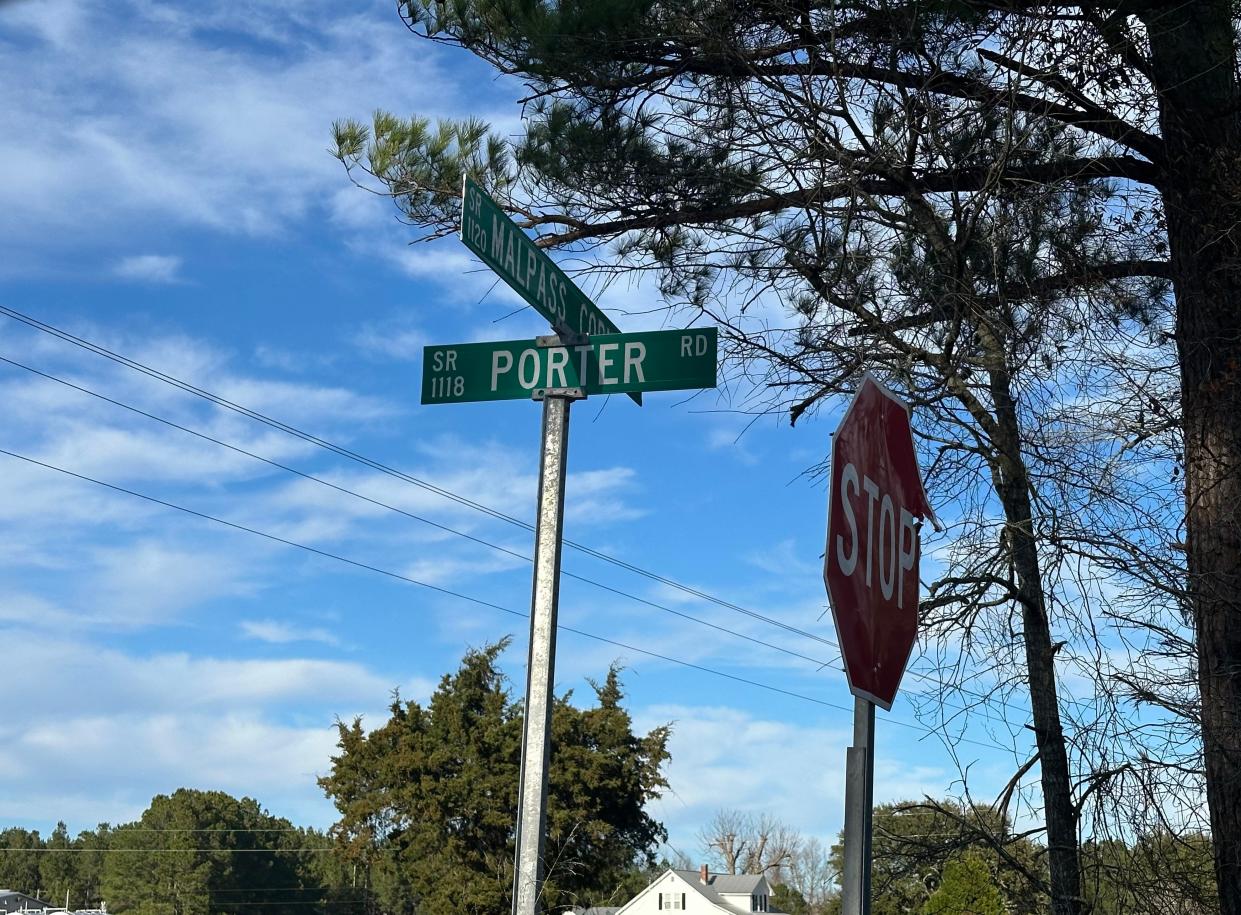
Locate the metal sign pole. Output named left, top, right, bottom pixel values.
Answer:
left=841, top=696, right=875, bottom=915
left=512, top=383, right=580, bottom=915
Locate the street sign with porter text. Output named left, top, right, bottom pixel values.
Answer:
left=422, top=327, right=717, bottom=404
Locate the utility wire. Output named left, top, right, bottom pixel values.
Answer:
left=0, top=445, right=1009, bottom=754
left=0, top=308, right=1034, bottom=721
left=1, top=847, right=337, bottom=853
left=0, top=353, right=1036, bottom=727
left=0, top=306, right=840, bottom=651
left=30, top=828, right=311, bottom=833
left=0, top=355, right=836, bottom=674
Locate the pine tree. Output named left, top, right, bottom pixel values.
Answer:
left=318, top=641, right=670, bottom=914
left=39, top=823, right=77, bottom=909
left=0, top=828, right=44, bottom=897
left=101, top=790, right=321, bottom=915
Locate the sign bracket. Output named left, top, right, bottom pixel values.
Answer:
left=533, top=387, right=586, bottom=401
left=540, top=330, right=588, bottom=348
left=534, top=334, right=588, bottom=402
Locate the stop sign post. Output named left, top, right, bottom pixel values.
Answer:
left=823, top=373, right=935, bottom=915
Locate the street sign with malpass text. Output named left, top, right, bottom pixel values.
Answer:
left=460, top=177, right=621, bottom=338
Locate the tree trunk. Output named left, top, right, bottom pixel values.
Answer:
left=988, top=367, right=1082, bottom=915
left=1145, top=5, right=1241, bottom=911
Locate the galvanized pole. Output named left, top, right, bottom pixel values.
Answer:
left=841, top=696, right=875, bottom=915
left=512, top=386, right=577, bottom=915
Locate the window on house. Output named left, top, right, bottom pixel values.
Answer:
left=751, top=894, right=769, bottom=912
left=658, top=892, right=684, bottom=910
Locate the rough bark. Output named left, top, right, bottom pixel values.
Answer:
left=987, top=366, right=1082, bottom=915
left=1144, top=3, right=1241, bottom=910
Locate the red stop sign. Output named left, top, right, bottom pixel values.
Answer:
left=823, top=374, right=935, bottom=710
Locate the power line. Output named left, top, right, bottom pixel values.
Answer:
left=0, top=354, right=1036, bottom=730
left=0, top=314, right=1036, bottom=722
left=0, top=445, right=1009, bottom=753
left=0, top=847, right=336, bottom=853
left=111, top=885, right=362, bottom=894
left=0, top=306, right=843, bottom=653
left=39, top=828, right=311, bottom=833
left=0, top=355, right=837, bottom=674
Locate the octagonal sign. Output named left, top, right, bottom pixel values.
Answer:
left=824, top=374, right=935, bottom=710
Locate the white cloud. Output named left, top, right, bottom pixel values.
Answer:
left=380, top=243, right=479, bottom=281
left=213, top=376, right=396, bottom=426
left=746, top=538, right=822, bottom=578
left=402, top=549, right=528, bottom=587
left=0, top=633, right=407, bottom=726
left=240, top=618, right=341, bottom=646
left=112, top=253, right=183, bottom=283
left=0, top=713, right=343, bottom=829
left=253, top=345, right=303, bottom=373
left=638, top=703, right=956, bottom=852
left=0, top=591, right=79, bottom=627
left=565, top=467, right=645, bottom=525
left=351, top=317, right=427, bottom=361
left=0, top=632, right=436, bottom=829
left=705, top=420, right=763, bottom=465
left=0, top=0, right=500, bottom=274
left=88, top=540, right=261, bottom=626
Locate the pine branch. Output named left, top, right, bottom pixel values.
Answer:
left=528, top=157, right=1156, bottom=246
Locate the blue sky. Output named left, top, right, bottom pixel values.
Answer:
left=0, top=0, right=1032, bottom=857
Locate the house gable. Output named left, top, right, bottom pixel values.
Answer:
left=617, top=869, right=741, bottom=913
left=614, top=869, right=776, bottom=914
left=717, top=875, right=773, bottom=913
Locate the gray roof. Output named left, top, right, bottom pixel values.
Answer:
left=573, top=908, right=622, bottom=915
left=0, top=891, right=53, bottom=915
left=672, top=870, right=767, bottom=907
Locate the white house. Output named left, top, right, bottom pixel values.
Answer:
left=585, top=866, right=776, bottom=914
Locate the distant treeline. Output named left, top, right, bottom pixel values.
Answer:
left=0, top=644, right=1219, bottom=915
left=0, top=791, right=339, bottom=915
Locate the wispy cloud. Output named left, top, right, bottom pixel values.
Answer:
left=0, top=0, right=494, bottom=274
left=112, top=253, right=183, bottom=283
left=241, top=618, right=340, bottom=646
left=638, top=703, right=953, bottom=850
left=351, top=317, right=426, bottom=361
left=0, top=632, right=429, bottom=829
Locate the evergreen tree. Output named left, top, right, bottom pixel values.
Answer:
left=39, top=823, right=77, bottom=909
left=318, top=640, right=670, bottom=914
left=830, top=802, right=1045, bottom=915
left=0, top=828, right=44, bottom=897
left=922, top=854, right=1004, bottom=915
left=75, top=826, right=113, bottom=911
left=101, top=789, right=324, bottom=915
left=771, top=882, right=811, bottom=915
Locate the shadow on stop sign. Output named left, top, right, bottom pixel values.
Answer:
left=824, top=373, right=936, bottom=710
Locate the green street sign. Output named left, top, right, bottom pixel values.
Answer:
left=422, top=327, right=718, bottom=405
left=460, top=176, right=621, bottom=338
